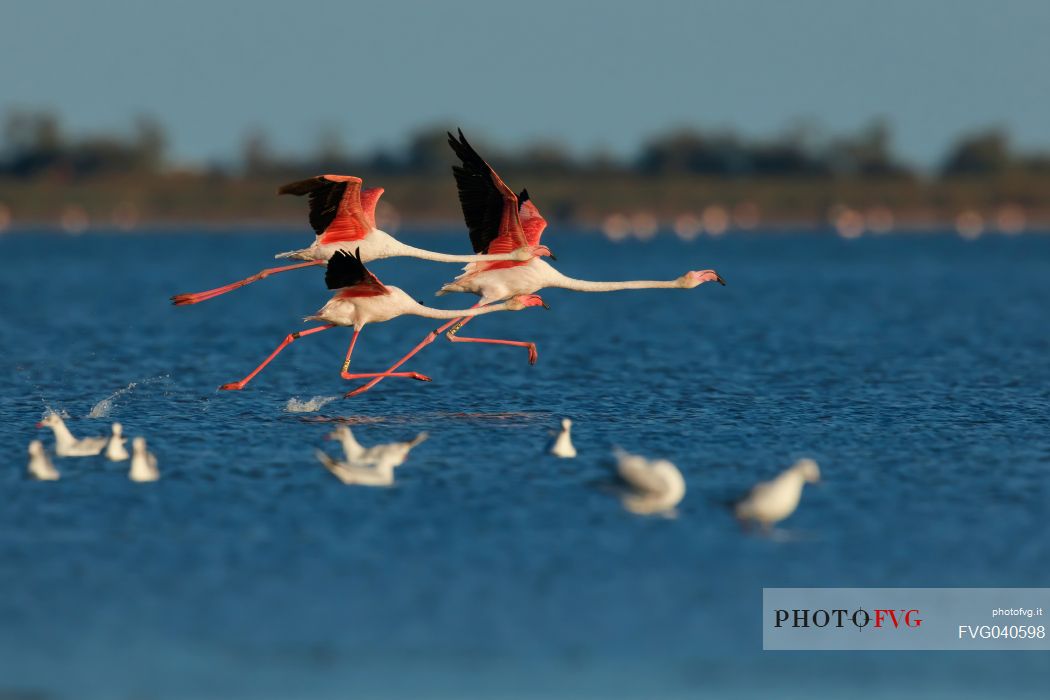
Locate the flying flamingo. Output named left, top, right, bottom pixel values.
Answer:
left=171, top=175, right=552, bottom=306
left=217, top=248, right=548, bottom=392
left=344, top=130, right=724, bottom=398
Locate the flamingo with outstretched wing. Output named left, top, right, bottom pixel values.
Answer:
left=171, top=174, right=552, bottom=306
left=345, top=130, right=723, bottom=398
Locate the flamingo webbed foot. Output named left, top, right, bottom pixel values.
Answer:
left=171, top=293, right=200, bottom=306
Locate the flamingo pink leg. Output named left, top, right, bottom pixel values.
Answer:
left=219, top=324, right=335, bottom=390
left=343, top=311, right=476, bottom=399
left=172, top=260, right=326, bottom=306
left=339, top=329, right=433, bottom=383
left=446, top=333, right=538, bottom=365
left=444, top=315, right=539, bottom=365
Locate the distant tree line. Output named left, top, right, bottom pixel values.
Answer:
left=2, top=108, right=1049, bottom=182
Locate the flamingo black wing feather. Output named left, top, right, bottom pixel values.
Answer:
left=325, top=249, right=368, bottom=289
left=448, top=131, right=505, bottom=254
left=278, top=176, right=348, bottom=237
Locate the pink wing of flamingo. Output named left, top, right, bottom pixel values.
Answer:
left=326, top=248, right=390, bottom=298
left=447, top=130, right=530, bottom=268
left=277, top=175, right=384, bottom=245
left=517, top=188, right=548, bottom=248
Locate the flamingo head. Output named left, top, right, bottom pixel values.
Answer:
left=511, top=245, right=556, bottom=262
left=112, top=422, right=123, bottom=436
left=507, top=294, right=550, bottom=311
left=28, top=440, right=44, bottom=456
left=791, top=458, right=821, bottom=483
left=561, top=417, right=572, bottom=430
left=532, top=244, right=555, bottom=260
left=678, top=269, right=725, bottom=288
left=132, top=436, right=146, bottom=451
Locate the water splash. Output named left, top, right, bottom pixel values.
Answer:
left=285, top=396, right=339, bottom=413
left=40, top=406, right=70, bottom=420
left=88, top=375, right=170, bottom=418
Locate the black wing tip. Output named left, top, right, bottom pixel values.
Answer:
left=277, top=176, right=326, bottom=197
left=324, top=248, right=366, bottom=290
left=518, top=188, right=530, bottom=206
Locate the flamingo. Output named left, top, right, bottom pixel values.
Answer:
left=217, top=248, right=548, bottom=393
left=612, top=448, right=686, bottom=515
left=27, top=440, right=60, bottom=481
left=170, top=175, right=552, bottom=306
left=37, top=412, right=108, bottom=456
left=129, top=437, right=160, bottom=482
left=735, top=458, right=820, bottom=530
left=548, top=418, right=577, bottom=458
left=345, top=130, right=724, bottom=398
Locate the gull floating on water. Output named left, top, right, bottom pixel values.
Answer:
left=129, top=437, right=160, bottom=482
left=613, top=448, right=686, bottom=515
left=548, top=418, right=577, bottom=458
left=327, top=425, right=428, bottom=470
left=315, top=451, right=397, bottom=486
left=27, top=440, right=60, bottom=481
left=735, top=458, right=820, bottom=529
left=36, top=411, right=107, bottom=457
left=106, top=422, right=130, bottom=461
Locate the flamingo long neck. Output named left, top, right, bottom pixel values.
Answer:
left=392, top=240, right=522, bottom=264
left=408, top=301, right=513, bottom=320
left=549, top=273, right=683, bottom=292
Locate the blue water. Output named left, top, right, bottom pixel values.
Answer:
left=1, top=228, right=1048, bottom=699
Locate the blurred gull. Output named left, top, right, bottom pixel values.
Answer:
left=105, top=422, right=129, bottom=462
left=315, top=451, right=397, bottom=487
left=36, top=411, right=107, bottom=456
left=613, top=448, right=685, bottom=515
left=327, top=425, right=428, bottom=471
left=129, top=437, right=160, bottom=482
left=735, top=458, right=820, bottom=529
left=548, top=418, right=577, bottom=458
left=27, top=440, right=60, bottom=481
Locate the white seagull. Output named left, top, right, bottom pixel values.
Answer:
left=129, top=437, right=160, bottom=482
left=315, top=451, right=396, bottom=487
left=613, top=448, right=686, bottom=515
left=549, top=418, right=577, bottom=458
left=106, top=422, right=130, bottom=461
left=327, top=425, right=428, bottom=470
left=37, top=411, right=107, bottom=456
left=735, top=458, right=821, bottom=529
left=27, top=440, right=60, bottom=481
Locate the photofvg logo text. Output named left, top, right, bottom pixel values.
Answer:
left=763, top=588, right=1050, bottom=651
left=774, top=608, right=922, bottom=630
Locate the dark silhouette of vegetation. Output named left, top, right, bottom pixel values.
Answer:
left=2, top=108, right=1050, bottom=226
left=1, top=110, right=165, bottom=179
left=5, top=108, right=1048, bottom=182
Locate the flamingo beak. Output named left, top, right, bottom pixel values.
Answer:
left=547, top=250, right=557, bottom=261
left=541, top=301, right=550, bottom=310
left=35, top=422, right=44, bottom=428
left=716, top=274, right=726, bottom=286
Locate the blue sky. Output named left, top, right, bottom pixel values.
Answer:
left=2, top=0, right=1047, bottom=166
